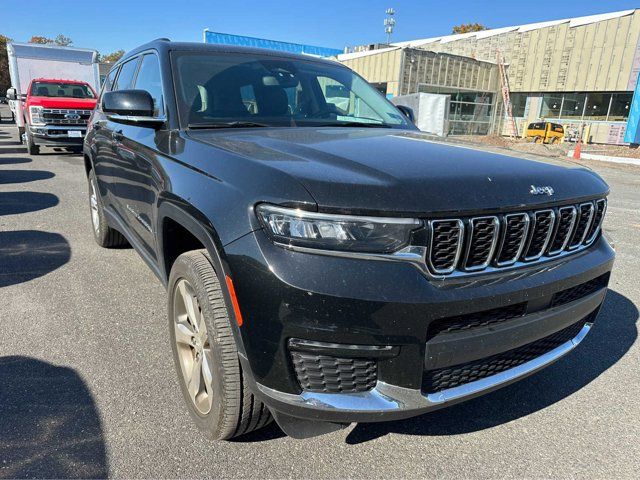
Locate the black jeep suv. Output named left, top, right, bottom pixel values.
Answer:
left=84, top=39, right=614, bottom=439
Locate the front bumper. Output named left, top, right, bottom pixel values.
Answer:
left=29, top=125, right=85, bottom=146
left=225, top=230, right=614, bottom=424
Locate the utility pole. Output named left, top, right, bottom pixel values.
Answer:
left=384, top=8, right=396, bottom=45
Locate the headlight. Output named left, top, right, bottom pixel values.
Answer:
left=29, top=106, right=45, bottom=126
left=256, top=204, right=421, bottom=253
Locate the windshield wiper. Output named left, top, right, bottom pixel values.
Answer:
left=315, top=121, right=390, bottom=128
left=187, top=121, right=270, bottom=129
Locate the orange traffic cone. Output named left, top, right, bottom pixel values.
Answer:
left=573, top=139, right=582, bottom=160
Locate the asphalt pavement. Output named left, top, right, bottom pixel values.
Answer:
left=0, top=108, right=638, bottom=478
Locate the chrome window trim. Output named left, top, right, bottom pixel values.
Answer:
left=523, top=209, right=556, bottom=261
left=584, top=199, right=607, bottom=246
left=463, top=216, right=500, bottom=271
left=494, top=213, right=530, bottom=267
left=567, top=202, right=595, bottom=250
left=427, top=219, right=465, bottom=275
left=547, top=206, right=577, bottom=256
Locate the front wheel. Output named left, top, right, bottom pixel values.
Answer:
left=25, top=129, right=39, bottom=155
left=168, top=250, right=272, bottom=440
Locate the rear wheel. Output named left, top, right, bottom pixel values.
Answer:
left=168, top=250, right=272, bottom=440
left=88, top=169, right=128, bottom=247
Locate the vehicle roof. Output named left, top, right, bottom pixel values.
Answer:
left=117, top=39, right=341, bottom=68
left=31, top=78, right=91, bottom=84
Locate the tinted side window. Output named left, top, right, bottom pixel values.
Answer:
left=133, top=54, right=164, bottom=116
left=104, top=68, right=118, bottom=93
left=113, top=58, right=139, bottom=91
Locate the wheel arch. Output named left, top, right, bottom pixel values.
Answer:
left=157, top=196, right=249, bottom=357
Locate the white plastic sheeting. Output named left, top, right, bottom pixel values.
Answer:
left=391, top=93, right=450, bottom=137
left=391, top=9, right=636, bottom=48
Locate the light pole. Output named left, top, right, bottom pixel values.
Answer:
left=384, top=8, right=396, bottom=45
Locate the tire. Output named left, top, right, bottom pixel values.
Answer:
left=25, top=129, right=40, bottom=155
left=168, top=250, right=272, bottom=440
left=88, top=169, right=128, bottom=247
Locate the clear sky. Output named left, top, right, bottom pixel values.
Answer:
left=1, top=0, right=637, bottom=55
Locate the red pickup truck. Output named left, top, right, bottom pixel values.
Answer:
left=21, top=78, right=97, bottom=154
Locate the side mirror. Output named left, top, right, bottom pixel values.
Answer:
left=102, top=90, right=165, bottom=128
left=396, top=105, right=415, bottom=123
left=6, top=87, right=17, bottom=101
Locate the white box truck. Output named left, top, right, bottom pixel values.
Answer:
left=5, top=42, right=100, bottom=153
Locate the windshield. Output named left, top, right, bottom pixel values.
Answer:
left=31, top=82, right=96, bottom=99
left=172, top=52, right=412, bottom=129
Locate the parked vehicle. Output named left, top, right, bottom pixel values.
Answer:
left=84, top=39, right=614, bottom=440
left=526, top=121, right=565, bottom=144
left=5, top=42, right=100, bottom=154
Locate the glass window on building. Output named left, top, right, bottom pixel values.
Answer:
left=608, top=93, right=632, bottom=121
left=584, top=93, right=611, bottom=120
left=540, top=94, right=562, bottom=118
left=510, top=93, right=528, bottom=117
left=561, top=93, right=586, bottom=118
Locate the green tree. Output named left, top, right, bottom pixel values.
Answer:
left=452, top=23, right=488, bottom=34
left=54, top=34, right=73, bottom=46
left=100, top=50, right=125, bottom=63
left=0, top=34, right=11, bottom=94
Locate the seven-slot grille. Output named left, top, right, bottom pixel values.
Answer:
left=426, top=199, right=606, bottom=276
left=42, top=108, right=92, bottom=125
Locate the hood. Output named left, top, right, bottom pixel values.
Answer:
left=27, top=96, right=97, bottom=110
left=188, top=128, right=609, bottom=215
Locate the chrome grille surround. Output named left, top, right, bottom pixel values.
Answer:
left=585, top=199, right=607, bottom=245
left=494, top=213, right=530, bottom=267
left=523, top=209, right=556, bottom=261
left=42, top=108, right=92, bottom=125
left=547, top=206, right=577, bottom=256
left=567, top=202, right=595, bottom=250
left=425, top=198, right=606, bottom=277
left=464, top=216, right=500, bottom=271
left=427, top=219, right=464, bottom=274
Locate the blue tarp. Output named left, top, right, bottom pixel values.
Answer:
left=203, top=31, right=342, bottom=58
left=624, top=71, right=640, bottom=143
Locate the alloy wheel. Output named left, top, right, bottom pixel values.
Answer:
left=90, top=180, right=100, bottom=234
left=173, top=279, right=214, bottom=415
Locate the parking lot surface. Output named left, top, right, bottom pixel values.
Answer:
left=0, top=110, right=639, bottom=478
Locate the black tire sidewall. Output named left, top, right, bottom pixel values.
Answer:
left=167, top=252, right=239, bottom=439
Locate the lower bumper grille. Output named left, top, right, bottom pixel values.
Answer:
left=290, top=351, right=377, bottom=393
left=551, top=273, right=609, bottom=307
left=422, top=312, right=596, bottom=394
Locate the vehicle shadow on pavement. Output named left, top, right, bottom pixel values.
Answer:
left=346, top=289, right=637, bottom=444
left=0, top=356, right=108, bottom=478
left=0, top=231, right=70, bottom=288
left=0, top=191, right=59, bottom=216
left=0, top=169, right=55, bottom=184
left=0, top=147, right=28, bottom=155
left=0, top=157, right=31, bottom=165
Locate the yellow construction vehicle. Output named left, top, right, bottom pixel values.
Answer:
left=525, top=122, right=564, bottom=144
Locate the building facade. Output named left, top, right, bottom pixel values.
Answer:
left=341, top=9, right=640, bottom=143
left=338, top=47, right=500, bottom=135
